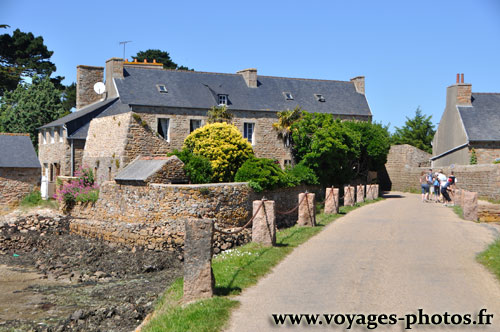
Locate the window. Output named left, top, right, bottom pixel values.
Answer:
left=190, top=119, right=202, bottom=133
left=157, top=84, right=167, bottom=93
left=42, top=130, right=47, bottom=145
left=59, top=127, right=64, bottom=142
left=314, top=94, right=325, bottom=102
left=284, top=159, right=292, bottom=167
left=49, top=128, right=54, bottom=144
left=218, top=94, right=228, bottom=105
left=243, top=122, right=255, bottom=144
left=283, top=92, right=294, bottom=100
left=157, top=118, right=170, bottom=141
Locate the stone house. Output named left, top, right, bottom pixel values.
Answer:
left=0, top=133, right=41, bottom=207
left=39, top=58, right=372, bottom=185
left=431, top=74, right=500, bottom=167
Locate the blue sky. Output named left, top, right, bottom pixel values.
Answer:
left=2, top=0, right=500, bottom=132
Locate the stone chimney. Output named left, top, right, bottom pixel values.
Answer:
left=76, top=65, right=104, bottom=110
left=105, top=58, right=124, bottom=98
left=237, top=68, right=258, bottom=88
left=350, top=76, right=365, bottom=94
left=455, top=73, right=472, bottom=106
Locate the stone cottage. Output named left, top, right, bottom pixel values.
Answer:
left=431, top=74, right=500, bottom=167
left=39, top=58, right=372, bottom=185
left=0, top=133, right=41, bottom=207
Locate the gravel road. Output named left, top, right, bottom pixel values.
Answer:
left=226, top=193, right=500, bottom=331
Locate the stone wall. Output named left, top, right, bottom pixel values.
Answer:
left=0, top=167, right=40, bottom=208
left=76, top=65, right=104, bottom=110
left=38, top=128, right=71, bottom=176
left=472, top=142, right=500, bottom=165
left=382, top=144, right=431, bottom=191
left=384, top=146, right=500, bottom=199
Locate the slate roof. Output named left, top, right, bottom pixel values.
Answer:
left=0, top=134, right=41, bottom=168
left=39, top=98, right=118, bottom=138
left=113, top=67, right=371, bottom=116
left=114, top=157, right=170, bottom=181
left=458, top=93, right=500, bottom=141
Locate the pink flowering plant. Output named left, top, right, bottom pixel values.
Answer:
left=55, top=166, right=99, bottom=205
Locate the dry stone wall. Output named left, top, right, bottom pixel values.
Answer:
left=0, top=168, right=40, bottom=208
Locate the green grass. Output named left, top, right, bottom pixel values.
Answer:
left=477, top=238, right=500, bottom=282
left=479, top=196, right=500, bottom=205
left=142, top=198, right=383, bottom=332
left=450, top=205, right=464, bottom=219
left=19, top=190, right=59, bottom=210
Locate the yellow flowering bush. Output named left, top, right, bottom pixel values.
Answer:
left=183, top=122, right=254, bottom=182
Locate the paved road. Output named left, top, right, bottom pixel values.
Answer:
left=225, top=193, right=500, bottom=331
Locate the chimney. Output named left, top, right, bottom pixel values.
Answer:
left=455, top=73, right=471, bottom=106
left=237, top=68, right=258, bottom=88
left=350, top=76, right=365, bottom=94
left=105, top=57, right=124, bottom=98
left=76, top=65, right=104, bottom=110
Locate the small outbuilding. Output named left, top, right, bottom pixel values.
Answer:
left=114, top=155, right=187, bottom=185
left=0, top=133, right=41, bottom=208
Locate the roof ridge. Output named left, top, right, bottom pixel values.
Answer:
left=473, top=92, right=500, bottom=95
left=125, top=66, right=352, bottom=83
left=0, top=132, right=30, bottom=136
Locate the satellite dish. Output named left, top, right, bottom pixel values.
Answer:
left=94, top=82, right=106, bottom=95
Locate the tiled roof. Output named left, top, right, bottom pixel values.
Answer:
left=0, top=133, right=41, bottom=168
left=115, top=156, right=171, bottom=181
left=458, top=93, right=500, bottom=141
left=113, top=68, right=371, bottom=116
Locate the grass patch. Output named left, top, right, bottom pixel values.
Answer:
left=477, top=238, right=500, bottom=282
left=479, top=196, right=500, bottom=205
left=142, top=198, right=383, bottom=332
left=450, top=205, right=464, bottom=219
left=19, top=190, right=59, bottom=210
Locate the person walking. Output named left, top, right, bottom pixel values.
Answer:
left=433, top=175, right=440, bottom=202
left=420, top=171, right=430, bottom=202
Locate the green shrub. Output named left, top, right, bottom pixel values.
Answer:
left=470, top=148, right=478, bottom=165
left=284, top=163, right=319, bottom=185
left=235, top=158, right=285, bottom=192
left=75, top=189, right=99, bottom=203
left=20, top=190, right=43, bottom=207
left=183, top=123, right=254, bottom=182
left=169, top=149, right=214, bottom=184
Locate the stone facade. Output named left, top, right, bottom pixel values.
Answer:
left=38, top=127, right=71, bottom=176
left=0, top=167, right=40, bottom=208
left=76, top=65, right=104, bottom=110
left=472, top=142, right=500, bottom=165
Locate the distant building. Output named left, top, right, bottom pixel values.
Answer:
left=39, top=58, right=372, bottom=189
left=0, top=133, right=41, bottom=207
left=432, top=74, right=500, bottom=167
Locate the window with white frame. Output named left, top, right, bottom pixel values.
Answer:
left=157, top=118, right=170, bottom=141
left=49, top=128, right=54, bottom=144
left=59, top=127, right=64, bottom=142
left=42, top=130, right=47, bottom=144
left=283, top=92, right=294, bottom=100
left=243, top=122, right=255, bottom=144
left=218, top=94, right=228, bottom=105
left=284, top=159, right=292, bottom=168
left=190, top=119, right=202, bottom=133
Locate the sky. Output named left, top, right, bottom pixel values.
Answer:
left=2, top=0, right=500, bottom=132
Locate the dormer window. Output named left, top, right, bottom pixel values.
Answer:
left=218, top=94, right=228, bottom=105
left=315, top=94, right=325, bottom=102
left=157, top=84, right=168, bottom=93
left=284, top=92, right=294, bottom=100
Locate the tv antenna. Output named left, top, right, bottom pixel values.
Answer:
left=119, top=40, right=132, bottom=60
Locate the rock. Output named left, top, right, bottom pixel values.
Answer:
left=71, top=309, right=84, bottom=321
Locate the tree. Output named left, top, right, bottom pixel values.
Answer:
left=0, top=76, right=69, bottom=149
left=183, top=123, right=254, bottom=182
left=0, top=29, right=57, bottom=95
left=132, top=49, right=192, bottom=70
left=207, top=105, right=233, bottom=124
left=272, top=106, right=303, bottom=146
left=290, top=112, right=361, bottom=185
left=391, top=107, right=435, bottom=153
left=61, top=82, right=76, bottom=112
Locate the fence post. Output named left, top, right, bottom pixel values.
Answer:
left=344, top=186, right=355, bottom=206
left=356, top=185, right=365, bottom=204
left=324, top=187, right=339, bottom=214
left=298, top=192, right=316, bottom=226
left=463, top=191, right=478, bottom=221
left=374, top=184, right=379, bottom=198
left=183, top=219, right=214, bottom=303
left=252, top=199, right=276, bottom=246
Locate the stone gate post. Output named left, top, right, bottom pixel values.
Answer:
left=344, top=186, right=355, bottom=206
left=357, top=185, right=365, bottom=203
left=183, top=219, right=214, bottom=303
left=252, top=200, right=276, bottom=246
left=298, top=193, right=316, bottom=226
left=324, top=187, right=339, bottom=214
